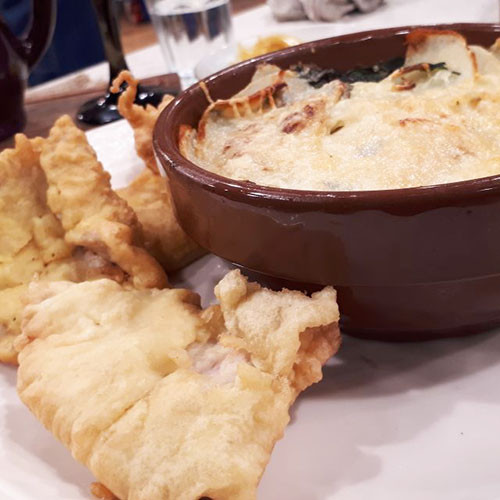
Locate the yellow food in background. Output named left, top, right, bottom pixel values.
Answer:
left=238, top=34, right=301, bottom=61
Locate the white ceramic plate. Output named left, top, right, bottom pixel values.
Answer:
left=1, top=120, right=500, bottom=499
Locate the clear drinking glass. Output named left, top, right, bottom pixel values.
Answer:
left=145, top=0, right=234, bottom=88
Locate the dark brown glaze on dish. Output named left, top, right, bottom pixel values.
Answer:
left=154, top=24, right=500, bottom=341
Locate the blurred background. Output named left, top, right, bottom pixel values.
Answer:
left=1, top=0, right=496, bottom=90
left=0, top=0, right=498, bottom=127
left=0, top=0, right=260, bottom=86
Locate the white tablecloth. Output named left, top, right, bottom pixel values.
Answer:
left=27, top=0, right=499, bottom=98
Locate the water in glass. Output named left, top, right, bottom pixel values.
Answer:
left=147, top=0, right=233, bottom=87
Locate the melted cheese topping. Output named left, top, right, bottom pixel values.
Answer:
left=181, top=31, right=500, bottom=191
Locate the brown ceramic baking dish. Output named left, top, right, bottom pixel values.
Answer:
left=154, top=23, right=500, bottom=341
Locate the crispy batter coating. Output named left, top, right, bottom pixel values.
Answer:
left=17, top=270, right=340, bottom=500
left=110, top=71, right=173, bottom=174
left=91, top=482, right=119, bottom=500
left=117, top=169, right=204, bottom=271
left=0, top=286, right=28, bottom=362
left=112, top=70, right=205, bottom=271
left=40, top=115, right=167, bottom=289
left=0, top=118, right=166, bottom=363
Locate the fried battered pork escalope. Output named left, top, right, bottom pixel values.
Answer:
left=112, top=71, right=205, bottom=272
left=17, top=270, right=340, bottom=500
left=0, top=117, right=166, bottom=363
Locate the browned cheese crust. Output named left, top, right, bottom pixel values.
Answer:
left=180, top=30, right=500, bottom=192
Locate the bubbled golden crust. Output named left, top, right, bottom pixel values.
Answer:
left=17, top=270, right=340, bottom=500
left=181, top=31, right=500, bottom=192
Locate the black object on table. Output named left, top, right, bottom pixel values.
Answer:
left=77, top=0, right=171, bottom=125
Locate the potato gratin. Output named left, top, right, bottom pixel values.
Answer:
left=181, top=29, right=500, bottom=191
